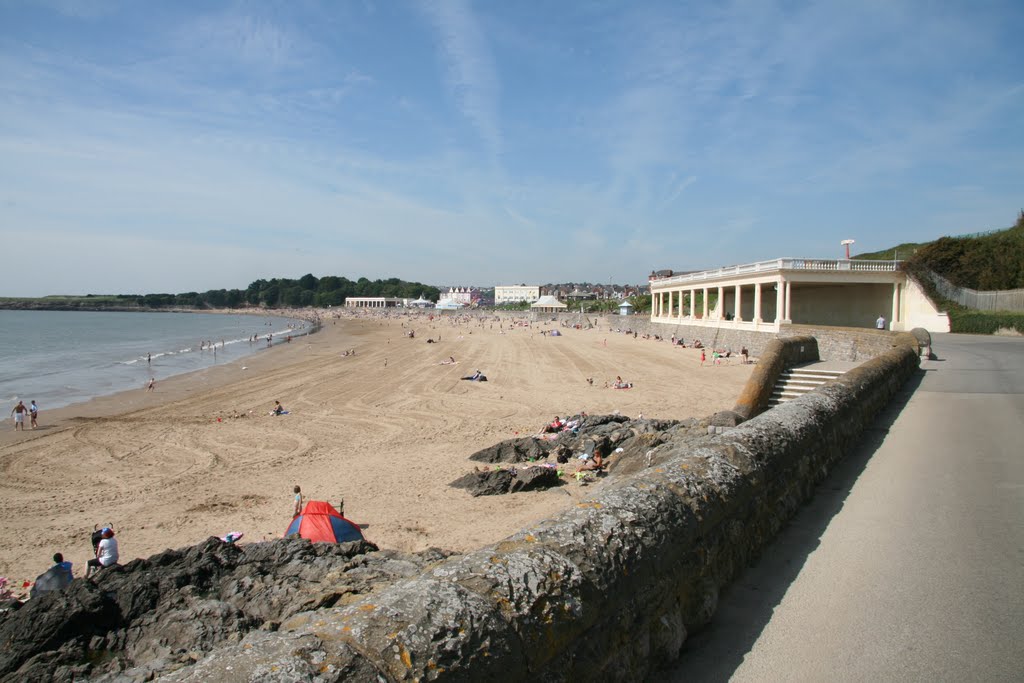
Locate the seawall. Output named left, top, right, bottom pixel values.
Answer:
left=167, top=336, right=921, bottom=681
left=545, top=312, right=917, bottom=363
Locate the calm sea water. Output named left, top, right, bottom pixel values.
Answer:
left=0, top=310, right=309, bottom=411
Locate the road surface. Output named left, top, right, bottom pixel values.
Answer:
left=667, top=334, right=1024, bottom=682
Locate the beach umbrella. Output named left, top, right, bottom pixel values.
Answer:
left=284, top=500, right=363, bottom=543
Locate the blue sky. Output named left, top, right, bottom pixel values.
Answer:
left=1, top=0, right=1021, bottom=296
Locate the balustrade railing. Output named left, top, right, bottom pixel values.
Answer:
left=651, top=258, right=900, bottom=287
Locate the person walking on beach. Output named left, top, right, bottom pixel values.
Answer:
left=147, top=378, right=156, bottom=391
left=11, top=401, right=28, bottom=431
left=29, top=400, right=38, bottom=429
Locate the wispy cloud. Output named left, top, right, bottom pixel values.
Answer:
left=419, top=0, right=502, bottom=159
left=177, top=12, right=301, bottom=71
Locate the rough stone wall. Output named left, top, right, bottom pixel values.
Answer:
left=542, top=313, right=917, bottom=363
left=163, top=341, right=920, bottom=682
left=784, top=324, right=921, bottom=362
left=733, top=336, right=819, bottom=420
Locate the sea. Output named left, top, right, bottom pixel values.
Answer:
left=0, top=310, right=310, bottom=411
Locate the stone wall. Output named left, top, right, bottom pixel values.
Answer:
left=733, top=336, right=819, bottom=420
left=541, top=313, right=919, bottom=363
left=165, top=339, right=921, bottom=682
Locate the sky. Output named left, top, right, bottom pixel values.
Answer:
left=1, top=1, right=1022, bottom=297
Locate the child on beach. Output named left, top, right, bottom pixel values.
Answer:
left=293, top=486, right=303, bottom=517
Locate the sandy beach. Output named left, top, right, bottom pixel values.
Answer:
left=0, top=312, right=751, bottom=585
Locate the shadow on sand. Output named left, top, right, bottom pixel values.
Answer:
left=659, top=370, right=925, bottom=682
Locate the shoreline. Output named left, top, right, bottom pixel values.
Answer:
left=0, top=310, right=752, bottom=585
left=0, top=307, right=320, bottom=416
left=0, top=310, right=330, bottom=450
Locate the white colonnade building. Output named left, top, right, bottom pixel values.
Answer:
left=649, top=258, right=949, bottom=333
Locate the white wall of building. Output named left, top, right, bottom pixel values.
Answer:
left=495, top=285, right=540, bottom=304
left=901, top=277, right=951, bottom=333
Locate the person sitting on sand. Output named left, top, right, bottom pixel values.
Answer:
left=86, top=528, right=119, bottom=577
left=272, top=401, right=286, bottom=416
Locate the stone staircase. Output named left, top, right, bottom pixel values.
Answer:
left=768, top=367, right=847, bottom=407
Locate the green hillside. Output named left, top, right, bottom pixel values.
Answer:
left=852, top=242, right=930, bottom=261
left=907, top=212, right=1024, bottom=290
left=853, top=212, right=1024, bottom=333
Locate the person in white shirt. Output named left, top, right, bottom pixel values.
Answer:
left=87, top=528, right=119, bottom=576
left=876, top=315, right=886, bottom=330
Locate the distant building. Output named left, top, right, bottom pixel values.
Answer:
left=565, top=288, right=597, bottom=302
left=495, top=285, right=541, bottom=305
left=441, top=287, right=474, bottom=305
left=344, top=297, right=403, bottom=309
left=530, top=295, right=568, bottom=313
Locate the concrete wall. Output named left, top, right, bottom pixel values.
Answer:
left=789, top=282, right=891, bottom=328
left=170, top=339, right=921, bottom=682
left=903, top=276, right=951, bottom=333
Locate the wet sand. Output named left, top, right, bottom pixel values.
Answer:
left=0, top=312, right=751, bottom=585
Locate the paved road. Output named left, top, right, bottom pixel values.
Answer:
left=667, top=334, right=1024, bottom=682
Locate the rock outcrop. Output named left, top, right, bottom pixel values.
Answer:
left=0, top=538, right=452, bottom=682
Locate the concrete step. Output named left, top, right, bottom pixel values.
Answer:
left=768, top=366, right=849, bottom=408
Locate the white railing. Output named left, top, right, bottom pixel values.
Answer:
left=651, top=258, right=900, bottom=287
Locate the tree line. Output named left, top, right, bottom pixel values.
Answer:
left=128, top=275, right=441, bottom=309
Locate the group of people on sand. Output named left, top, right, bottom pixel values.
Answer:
left=10, top=400, right=38, bottom=430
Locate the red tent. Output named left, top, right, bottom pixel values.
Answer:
left=284, top=501, right=363, bottom=543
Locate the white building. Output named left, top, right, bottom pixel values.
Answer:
left=648, top=257, right=950, bottom=333
left=344, top=297, right=403, bottom=309
left=530, top=295, right=568, bottom=313
left=443, top=287, right=474, bottom=305
left=495, top=285, right=541, bottom=305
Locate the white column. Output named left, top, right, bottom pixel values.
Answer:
left=754, top=282, right=763, bottom=323
left=784, top=281, right=793, bottom=323
left=690, top=289, right=696, bottom=318
left=717, top=286, right=724, bottom=319
left=891, top=283, right=900, bottom=327
left=775, top=278, right=784, bottom=323
left=703, top=288, right=709, bottom=319
left=734, top=285, right=743, bottom=321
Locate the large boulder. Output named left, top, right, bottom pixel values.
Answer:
left=450, top=467, right=562, bottom=496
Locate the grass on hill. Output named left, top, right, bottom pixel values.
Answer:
left=852, top=242, right=931, bottom=261
left=855, top=212, right=1024, bottom=334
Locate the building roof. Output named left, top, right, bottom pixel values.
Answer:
left=530, top=295, right=567, bottom=309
